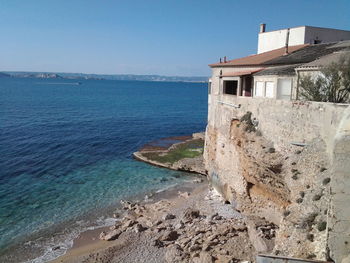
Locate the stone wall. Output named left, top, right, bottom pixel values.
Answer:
left=204, top=94, right=350, bottom=261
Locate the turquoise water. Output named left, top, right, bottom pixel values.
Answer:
left=0, top=78, right=207, bottom=262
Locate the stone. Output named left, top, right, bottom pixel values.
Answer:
left=134, top=223, right=147, bottom=233
left=183, top=208, right=200, bottom=221
left=193, top=178, right=204, bottom=183
left=120, top=200, right=134, bottom=210
left=163, top=213, right=176, bottom=220
left=165, top=244, right=183, bottom=263
left=161, top=230, right=180, bottom=241
left=122, top=219, right=137, bottom=229
left=216, top=255, right=235, bottom=263
left=153, top=239, right=164, bottom=248
left=175, top=220, right=185, bottom=230
left=202, top=240, right=219, bottom=251
left=99, top=229, right=122, bottom=241
left=189, top=244, right=201, bottom=252
left=178, top=191, right=191, bottom=198
left=199, top=251, right=215, bottom=263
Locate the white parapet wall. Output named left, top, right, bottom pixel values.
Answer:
left=258, top=26, right=350, bottom=54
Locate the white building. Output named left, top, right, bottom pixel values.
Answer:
left=258, top=24, right=350, bottom=54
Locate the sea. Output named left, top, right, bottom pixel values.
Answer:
left=0, top=78, right=208, bottom=262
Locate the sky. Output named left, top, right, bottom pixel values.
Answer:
left=0, top=0, right=349, bottom=76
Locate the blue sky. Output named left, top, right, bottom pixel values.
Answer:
left=0, top=0, right=349, bottom=76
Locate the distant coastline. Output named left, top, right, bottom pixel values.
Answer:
left=0, top=71, right=208, bottom=83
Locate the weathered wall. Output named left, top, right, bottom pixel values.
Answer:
left=329, top=106, right=350, bottom=263
left=204, top=91, right=349, bottom=261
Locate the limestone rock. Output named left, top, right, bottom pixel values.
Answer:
left=165, top=244, right=184, bottom=263
left=183, top=208, right=200, bottom=221
left=134, top=223, right=147, bottom=233
left=163, top=213, right=176, bottom=220
left=99, top=229, right=122, bottom=241
left=161, top=230, right=180, bottom=241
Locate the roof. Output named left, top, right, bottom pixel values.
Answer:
left=253, top=64, right=302, bottom=76
left=296, top=51, right=350, bottom=69
left=263, top=41, right=350, bottom=66
left=222, top=68, right=264, bottom=77
left=209, top=44, right=308, bottom=67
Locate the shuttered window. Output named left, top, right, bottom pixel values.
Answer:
left=265, top=82, right=274, bottom=98
left=255, top=81, right=264, bottom=97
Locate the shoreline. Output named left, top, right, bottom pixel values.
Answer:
left=51, top=179, right=209, bottom=263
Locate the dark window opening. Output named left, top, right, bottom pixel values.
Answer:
left=243, top=75, right=253, bottom=97
left=224, top=80, right=238, bottom=95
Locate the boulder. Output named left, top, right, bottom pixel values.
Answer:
left=134, top=223, right=147, bottom=233
left=161, top=230, right=180, bottom=241
left=99, top=229, right=122, bottom=241
left=163, top=213, right=176, bottom=220
left=183, top=208, right=200, bottom=221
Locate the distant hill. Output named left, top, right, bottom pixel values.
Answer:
left=0, top=72, right=11, bottom=78
left=3, top=72, right=208, bottom=83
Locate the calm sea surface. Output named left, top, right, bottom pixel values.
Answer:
left=0, top=78, right=207, bottom=262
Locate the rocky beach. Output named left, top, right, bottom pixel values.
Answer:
left=52, top=180, right=271, bottom=263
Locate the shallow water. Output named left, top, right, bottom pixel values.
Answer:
left=0, top=78, right=207, bottom=262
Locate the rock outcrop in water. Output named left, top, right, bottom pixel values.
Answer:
left=133, top=132, right=207, bottom=175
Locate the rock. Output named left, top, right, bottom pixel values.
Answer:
left=154, top=220, right=163, bottom=226
left=202, top=240, right=219, bottom=251
left=99, top=229, right=122, bottom=241
left=175, top=220, right=185, bottom=230
left=124, top=211, right=138, bottom=221
left=134, top=223, right=147, bottom=233
left=153, top=239, right=164, bottom=248
left=177, top=236, right=191, bottom=246
left=52, top=246, right=61, bottom=251
left=183, top=208, right=200, bottom=221
left=120, top=200, right=134, bottom=210
left=189, top=244, right=201, bottom=252
left=178, top=191, right=191, bottom=198
left=122, top=219, right=136, bottom=229
left=216, top=255, right=235, bottom=263
left=193, top=178, right=204, bottom=183
left=161, top=230, right=180, bottom=241
left=163, top=213, right=176, bottom=220
left=198, top=251, right=215, bottom=263
left=165, top=244, right=184, bottom=263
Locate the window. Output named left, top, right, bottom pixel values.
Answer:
left=255, top=81, right=264, bottom=97
left=223, top=80, right=238, bottom=95
left=277, top=79, right=292, bottom=100
left=208, top=81, right=212, bottom=94
left=265, top=82, right=274, bottom=98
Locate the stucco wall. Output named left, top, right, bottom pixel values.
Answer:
left=258, top=27, right=305, bottom=54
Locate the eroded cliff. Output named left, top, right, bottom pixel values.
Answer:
left=204, top=99, right=348, bottom=261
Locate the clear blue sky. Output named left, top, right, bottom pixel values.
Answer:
left=0, top=0, right=349, bottom=76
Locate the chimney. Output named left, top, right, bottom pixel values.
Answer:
left=284, top=28, right=290, bottom=55
left=260, top=23, right=266, bottom=33
left=224, top=56, right=227, bottom=63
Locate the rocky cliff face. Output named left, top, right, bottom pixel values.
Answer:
left=204, top=108, right=338, bottom=261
